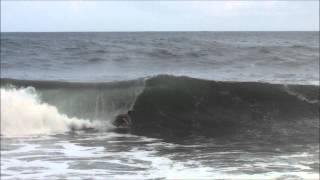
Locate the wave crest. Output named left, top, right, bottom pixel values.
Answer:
left=1, top=75, right=319, bottom=139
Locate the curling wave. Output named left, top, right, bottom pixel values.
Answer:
left=1, top=75, right=319, bottom=139
left=130, top=75, right=319, bottom=140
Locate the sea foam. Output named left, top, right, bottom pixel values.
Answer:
left=1, top=87, right=94, bottom=137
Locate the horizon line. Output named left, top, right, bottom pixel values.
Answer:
left=1, top=30, right=319, bottom=33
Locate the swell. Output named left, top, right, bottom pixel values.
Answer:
left=1, top=75, right=319, bottom=140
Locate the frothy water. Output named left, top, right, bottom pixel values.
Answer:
left=1, top=133, right=319, bottom=179
left=0, top=87, right=95, bottom=136
left=1, top=32, right=319, bottom=179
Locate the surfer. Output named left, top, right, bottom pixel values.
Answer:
left=112, top=111, right=132, bottom=128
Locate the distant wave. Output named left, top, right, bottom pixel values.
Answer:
left=2, top=32, right=318, bottom=85
left=1, top=75, right=319, bottom=139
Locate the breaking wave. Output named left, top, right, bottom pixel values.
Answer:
left=130, top=75, right=319, bottom=140
left=1, top=75, right=319, bottom=139
left=1, top=87, right=95, bottom=137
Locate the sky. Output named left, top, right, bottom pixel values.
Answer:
left=1, top=1, right=319, bottom=32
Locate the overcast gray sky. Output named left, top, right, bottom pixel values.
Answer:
left=1, top=1, right=319, bottom=32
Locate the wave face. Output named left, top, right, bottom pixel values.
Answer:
left=1, top=75, right=319, bottom=140
left=1, top=78, right=144, bottom=136
left=1, top=78, right=144, bottom=120
left=130, top=75, right=319, bottom=140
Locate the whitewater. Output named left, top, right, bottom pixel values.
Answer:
left=0, top=87, right=96, bottom=136
left=1, top=32, right=319, bottom=179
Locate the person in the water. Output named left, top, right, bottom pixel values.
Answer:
left=112, top=111, right=132, bottom=128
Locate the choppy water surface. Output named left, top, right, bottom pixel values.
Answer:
left=1, top=32, right=319, bottom=179
left=1, top=132, right=319, bottom=179
left=1, top=32, right=319, bottom=84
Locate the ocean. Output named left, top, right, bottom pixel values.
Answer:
left=1, top=32, right=319, bottom=179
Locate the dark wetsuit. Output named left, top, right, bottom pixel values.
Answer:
left=112, top=113, right=132, bottom=128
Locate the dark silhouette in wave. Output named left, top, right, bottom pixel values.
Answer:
left=1, top=75, right=319, bottom=141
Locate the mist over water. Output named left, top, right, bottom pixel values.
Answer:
left=1, top=32, right=319, bottom=179
left=1, top=87, right=96, bottom=137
